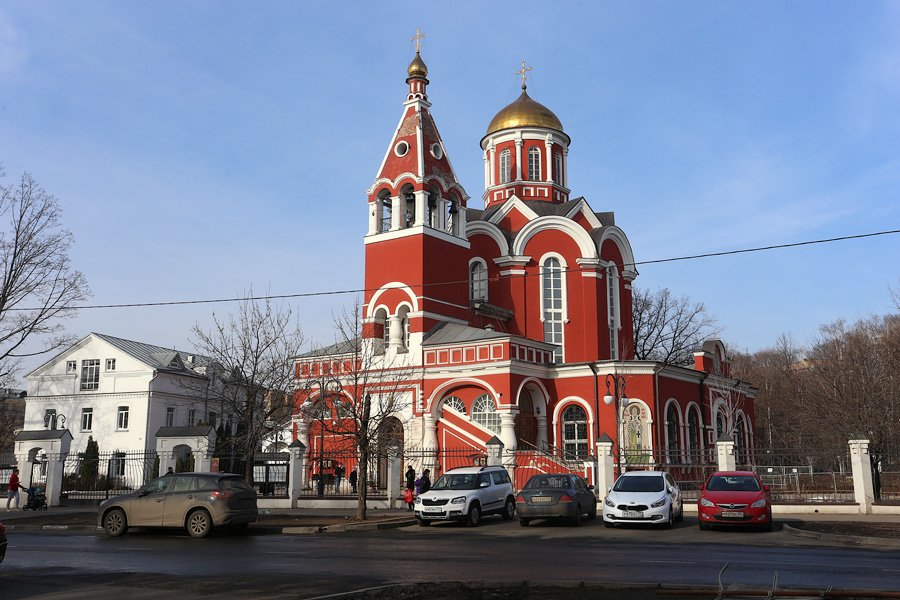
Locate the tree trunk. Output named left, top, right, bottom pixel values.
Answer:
left=356, top=439, right=369, bottom=520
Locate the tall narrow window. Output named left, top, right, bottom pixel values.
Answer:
left=188, top=409, right=197, bottom=427
left=427, top=189, right=439, bottom=228
left=397, top=306, right=410, bottom=350
left=117, top=406, right=130, bottom=430
left=446, top=198, right=458, bottom=235
left=666, top=403, right=680, bottom=464
left=527, top=147, right=542, bottom=181
left=687, top=408, right=701, bottom=462
left=553, top=152, right=563, bottom=185
left=562, top=405, right=588, bottom=459
left=499, top=150, right=511, bottom=184
left=470, top=261, right=487, bottom=302
left=81, top=408, right=93, bottom=431
left=606, top=265, right=619, bottom=360
left=541, top=257, right=565, bottom=363
left=374, top=308, right=389, bottom=354
left=80, top=359, right=100, bottom=391
left=379, top=191, right=392, bottom=233
left=472, top=395, right=500, bottom=433
left=44, top=409, right=57, bottom=429
left=403, top=187, right=415, bottom=228
left=165, top=407, right=175, bottom=427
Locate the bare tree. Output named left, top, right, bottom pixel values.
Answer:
left=190, top=294, right=305, bottom=482
left=294, top=301, right=416, bottom=520
left=0, top=170, right=90, bottom=387
left=631, top=287, right=719, bottom=366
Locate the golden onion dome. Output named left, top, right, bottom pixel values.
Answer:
left=486, top=88, right=564, bottom=135
left=407, top=52, right=428, bottom=79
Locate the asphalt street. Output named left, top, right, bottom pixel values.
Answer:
left=2, top=516, right=899, bottom=598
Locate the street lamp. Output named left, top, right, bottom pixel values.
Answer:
left=602, top=373, right=629, bottom=477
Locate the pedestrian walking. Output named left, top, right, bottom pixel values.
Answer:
left=349, top=467, right=358, bottom=494
left=405, top=465, right=416, bottom=510
left=334, top=464, right=345, bottom=493
left=415, top=468, right=431, bottom=495
left=6, top=467, right=25, bottom=511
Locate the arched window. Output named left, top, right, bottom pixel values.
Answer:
left=735, top=416, right=747, bottom=464
left=472, top=394, right=500, bottom=433
left=527, top=147, right=541, bottom=181
left=624, top=404, right=645, bottom=455
left=553, top=152, right=563, bottom=185
left=402, top=185, right=415, bottom=228
left=499, top=149, right=511, bottom=184
left=606, top=264, right=619, bottom=360
left=378, top=190, right=392, bottom=233
left=666, top=403, right=680, bottom=464
left=374, top=308, right=388, bottom=354
left=441, top=396, right=466, bottom=417
left=427, top=188, right=439, bottom=228
left=541, top=257, right=564, bottom=363
left=446, top=196, right=459, bottom=235
left=397, top=305, right=410, bottom=350
left=715, top=409, right=728, bottom=441
left=562, top=405, right=588, bottom=459
left=470, top=260, right=488, bottom=302
left=687, top=407, right=701, bottom=462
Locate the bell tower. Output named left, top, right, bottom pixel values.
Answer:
left=363, top=34, right=470, bottom=358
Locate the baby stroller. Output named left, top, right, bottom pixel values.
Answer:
left=23, top=486, right=48, bottom=511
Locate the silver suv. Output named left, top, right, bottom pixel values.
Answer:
left=414, top=466, right=516, bottom=526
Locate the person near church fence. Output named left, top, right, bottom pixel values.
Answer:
left=334, top=464, right=345, bottom=493
left=415, top=469, right=431, bottom=496
left=7, top=467, right=26, bottom=511
left=349, top=467, right=358, bottom=494
left=404, top=465, right=416, bottom=510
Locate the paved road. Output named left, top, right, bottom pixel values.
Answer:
left=2, top=517, right=899, bottom=598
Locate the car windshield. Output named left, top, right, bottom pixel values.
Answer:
left=706, top=475, right=761, bottom=492
left=432, top=473, right=478, bottom=490
left=524, top=475, right=570, bottom=490
left=613, top=475, right=664, bottom=493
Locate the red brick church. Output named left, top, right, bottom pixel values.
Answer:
left=292, top=47, right=755, bottom=489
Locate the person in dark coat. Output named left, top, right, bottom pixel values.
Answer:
left=405, top=465, right=416, bottom=510
left=349, top=467, right=358, bottom=494
left=416, top=469, right=431, bottom=495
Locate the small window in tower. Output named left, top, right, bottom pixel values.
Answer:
left=470, top=260, right=488, bottom=303
left=446, top=197, right=459, bottom=235
left=427, top=188, right=439, bottom=228
left=401, top=186, right=415, bottom=228
left=553, top=152, right=563, bottom=185
left=378, top=191, right=392, bottom=233
left=394, top=141, right=409, bottom=157
left=430, top=143, right=443, bottom=159
left=499, top=150, right=511, bottom=184
left=528, top=147, right=542, bottom=181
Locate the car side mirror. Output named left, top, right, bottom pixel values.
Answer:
left=607, top=486, right=612, bottom=494
left=138, top=489, right=151, bottom=497
left=588, top=484, right=595, bottom=491
left=479, top=481, right=490, bottom=488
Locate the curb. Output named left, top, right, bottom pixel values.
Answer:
left=282, top=517, right=416, bottom=535
left=781, top=522, right=900, bottom=549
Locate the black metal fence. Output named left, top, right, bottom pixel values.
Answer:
left=60, top=450, right=158, bottom=503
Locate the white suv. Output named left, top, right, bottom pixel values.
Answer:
left=414, top=466, right=516, bottom=526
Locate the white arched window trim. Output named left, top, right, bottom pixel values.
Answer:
left=663, top=399, right=683, bottom=464
left=469, top=258, right=488, bottom=303
left=527, top=146, right=542, bottom=181
left=539, top=252, right=568, bottom=363
left=499, top=149, right=511, bottom=184
left=685, top=402, right=705, bottom=463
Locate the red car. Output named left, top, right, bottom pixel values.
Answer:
left=698, top=471, right=772, bottom=531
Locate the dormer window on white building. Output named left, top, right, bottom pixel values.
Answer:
left=528, top=147, right=541, bottom=181
left=80, top=359, right=100, bottom=391
left=105, top=358, right=116, bottom=371
left=66, top=360, right=77, bottom=374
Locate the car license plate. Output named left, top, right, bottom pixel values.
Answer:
left=531, top=496, right=551, bottom=503
left=721, top=511, right=744, bottom=518
left=622, top=510, right=643, bottom=519
left=424, top=506, right=443, bottom=514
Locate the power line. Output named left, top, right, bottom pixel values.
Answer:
left=11, top=227, right=900, bottom=311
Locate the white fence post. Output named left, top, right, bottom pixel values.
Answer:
left=848, top=436, right=874, bottom=514
left=595, top=434, right=615, bottom=496
left=716, top=434, right=736, bottom=472
left=288, top=441, right=306, bottom=509
left=387, top=444, right=402, bottom=509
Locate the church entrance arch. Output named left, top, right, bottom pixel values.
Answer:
left=375, top=416, right=404, bottom=490
left=515, top=380, right=549, bottom=449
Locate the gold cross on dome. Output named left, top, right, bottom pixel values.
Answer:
left=515, top=60, right=533, bottom=89
left=412, top=28, right=426, bottom=53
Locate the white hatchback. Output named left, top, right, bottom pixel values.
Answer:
left=602, top=470, right=683, bottom=528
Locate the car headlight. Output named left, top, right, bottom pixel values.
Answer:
left=700, top=498, right=715, bottom=507
left=650, top=498, right=666, bottom=508
left=604, top=497, right=615, bottom=507
left=451, top=496, right=466, bottom=504
left=750, top=498, right=767, bottom=509
left=414, top=496, right=421, bottom=504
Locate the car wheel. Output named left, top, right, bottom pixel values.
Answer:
left=467, top=503, right=481, bottom=527
left=699, top=522, right=710, bottom=531
left=572, top=505, right=583, bottom=527
left=502, top=498, right=516, bottom=521
left=187, top=509, right=213, bottom=538
left=603, top=520, right=614, bottom=528
left=588, top=504, right=597, bottom=520
left=676, top=505, right=684, bottom=522
left=760, top=516, right=773, bottom=532
left=103, top=508, right=128, bottom=538
left=664, top=508, right=674, bottom=529
left=519, top=518, right=530, bottom=527
left=417, top=519, right=431, bottom=527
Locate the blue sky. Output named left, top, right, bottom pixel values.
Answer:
left=1, top=2, right=898, bottom=382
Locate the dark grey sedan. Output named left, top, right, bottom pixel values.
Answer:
left=516, top=473, right=597, bottom=526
